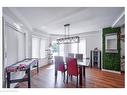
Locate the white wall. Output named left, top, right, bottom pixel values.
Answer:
left=77, top=31, right=102, bottom=66
left=81, top=31, right=102, bottom=58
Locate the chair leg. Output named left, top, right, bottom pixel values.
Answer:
left=66, top=73, right=68, bottom=84
left=71, top=75, right=73, bottom=81
left=55, top=70, right=57, bottom=82
left=63, top=72, right=65, bottom=82
left=76, top=76, right=79, bottom=88
left=83, top=66, right=85, bottom=79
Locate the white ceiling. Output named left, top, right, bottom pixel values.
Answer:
left=9, top=7, right=124, bottom=35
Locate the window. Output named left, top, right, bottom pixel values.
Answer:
left=79, top=39, right=86, bottom=58
left=71, top=43, right=78, bottom=53
left=59, top=44, right=64, bottom=56
left=32, top=36, right=46, bottom=58
left=32, top=37, right=40, bottom=58
left=4, top=23, right=26, bottom=88
left=17, top=32, right=25, bottom=61
left=5, top=24, right=25, bottom=66
left=51, top=41, right=59, bottom=57
left=71, top=39, right=86, bottom=58
left=40, top=39, right=46, bottom=58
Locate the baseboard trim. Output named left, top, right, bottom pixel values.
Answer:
left=102, top=69, right=121, bottom=74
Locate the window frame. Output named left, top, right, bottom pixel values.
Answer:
left=32, top=35, right=46, bottom=59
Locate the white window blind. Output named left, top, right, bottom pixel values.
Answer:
left=32, top=36, right=46, bottom=58
left=6, top=25, right=18, bottom=66
left=32, top=37, right=40, bottom=58
left=5, top=24, right=25, bottom=66
left=5, top=23, right=26, bottom=88
left=17, top=32, right=25, bottom=61
left=40, top=39, right=46, bottom=58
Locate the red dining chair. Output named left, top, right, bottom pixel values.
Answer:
left=66, top=58, right=80, bottom=87
left=54, top=56, right=66, bottom=82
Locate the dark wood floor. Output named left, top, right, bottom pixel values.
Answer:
left=16, top=64, right=125, bottom=88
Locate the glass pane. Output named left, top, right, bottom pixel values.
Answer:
left=52, top=41, right=59, bottom=57
left=71, top=43, right=77, bottom=53
left=40, top=39, right=46, bottom=58
left=79, top=39, right=86, bottom=58
left=32, top=37, right=40, bottom=58
left=59, top=44, right=64, bottom=56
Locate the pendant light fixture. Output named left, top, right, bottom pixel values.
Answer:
left=57, top=24, right=80, bottom=44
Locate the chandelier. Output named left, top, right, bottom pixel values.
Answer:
left=57, top=24, right=80, bottom=44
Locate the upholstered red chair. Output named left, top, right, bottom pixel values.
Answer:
left=66, top=58, right=80, bottom=87
left=54, top=56, right=66, bottom=82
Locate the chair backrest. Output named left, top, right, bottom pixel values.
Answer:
left=54, top=56, right=65, bottom=72
left=67, top=58, right=78, bottom=76
left=75, top=54, right=83, bottom=62
left=68, top=53, right=74, bottom=58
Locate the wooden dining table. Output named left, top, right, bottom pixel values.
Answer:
left=77, top=61, right=88, bottom=85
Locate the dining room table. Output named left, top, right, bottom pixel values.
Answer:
left=77, top=61, right=89, bottom=85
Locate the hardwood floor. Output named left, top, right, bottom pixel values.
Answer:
left=16, top=64, right=125, bottom=88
